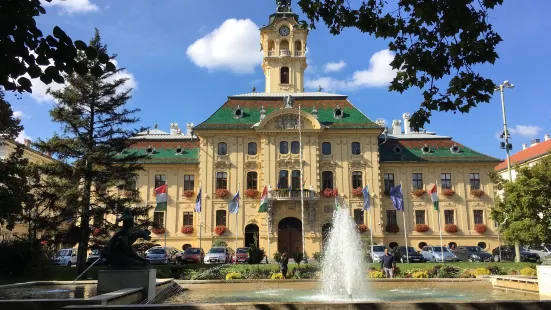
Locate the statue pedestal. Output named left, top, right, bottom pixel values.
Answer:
left=537, top=266, right=551, bottom=300
left=98, top=269, right=156, bottom=302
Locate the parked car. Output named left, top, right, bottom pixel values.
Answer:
left=233, top=247, right=250, bottom=264
left=145, top=247, right=179, bottom=264
left=421, top=245, right=459, bottom=262
left=492, top=246, right=540, bottom=262
left=179, top=247, right=204, bottom=264
left=369, top=246, right=387, bottom=263
left=396, top=246, right=426, bottom=263
left=204, top=247, right=232, bottom=264
left=86, top=249, right=108, bottom=266
left=456, top=246, right=493, bottom=262
left=524, top=244, right=551, bottom=260
left=52, top=248, right=77, bottom=267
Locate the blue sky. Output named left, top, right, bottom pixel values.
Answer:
left=8, top=0, right=551, bottom=159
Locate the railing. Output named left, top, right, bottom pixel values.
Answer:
left=279, top=49, right=291, bottom=56
left=270, top=190, right=316, bottom=200
left=295, top=51, right=303, bottom=57
left=268, top=50, right=275, bottom=56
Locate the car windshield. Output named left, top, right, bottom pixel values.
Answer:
left=402, top=247, right=417, bottom=253
left=90, top=249, right=101, bottom=255
left=372, top=246, right=386, bottom=252
left=466, top=246, right=482, bottom=252
left=433, top=247, right=449, bottom=253
left=57, top=250, right=72, bottom=256
left=236, top=248, right=249, bottom=254
left=184, top=248, right=201, bottom=254
left=148, top=248, right=166, bottom=254
left=209, top=248, right=225, bottom=254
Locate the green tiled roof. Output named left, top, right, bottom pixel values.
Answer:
left=119, top=142, right=199, bottom=164
left=379, top=139, right=500, bottom=163
left=194, top=97, right=381, bottom=130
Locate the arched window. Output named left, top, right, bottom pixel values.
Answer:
left=267, top=40, right=275, bottom=56
left=322, top=142, right=331, bottom=155
left=218, top=142, right=227, bottom=155
left=280, top=67, right=289, bottom=84
left=291, top=170, right=301, bottom=189
left=322, top=171, right=333, bottom=190
left=352, top=171, right=363, bottom=189
left=248, top=142, right=257, bottom=155
left=291, top=141, right=300, bottom=154
left=278, top=170, right=289, bottom=189
left=294, top=41, right=302, bottom=56
left=247, top=172, right=258, bottom=190
left=351, top=142, right=361, bottom=155
left=216, top=172, right=227, bottom=189
left=279, top=141, right=289, bottom=154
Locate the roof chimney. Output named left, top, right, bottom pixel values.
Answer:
left=522, top=143, right=528, bottom=150
left=375, top=119, right=386, bottom=128
left=169, top=123, right=179, bottom=135
left=186, top=123, right=194, bottom=136
left=531, top=139, right=540, bottom=147
left=545, top=133, right=550, bottom=141
left=23, top=138, right=31, bottom=148
left=402, top=113, right=412, bottom=135
left=391, top=120, right=401, bottom=135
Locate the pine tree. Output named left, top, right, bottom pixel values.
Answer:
left=34, top=29, right=151, bottom=274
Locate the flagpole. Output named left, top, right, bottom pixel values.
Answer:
left=267, top=202, right=270, bottom=264
left=164, top=183, right=167, bottom=249
left=369, top=204, right=374, bottom=258
left=236, top=183, right=240, bottom=254
left=437, top=179, right=444, bottom=263
left=298, top=102, right=307, bottom=263
left=199, top=182, right=202, bottom=252
left=400, top=182, right=409, bottom=263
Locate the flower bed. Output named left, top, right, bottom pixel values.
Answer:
left=245, top=188, right=259, bottom=198
left=412, top=189, right=426, bottom=197
left=470, top=189, right=484, bottom=197
left=214, top=225, right=226, bottom=235
left=445, top=224, right=458, bottom=233
left=475, top=223, right=487, bottom=234
left=357, top=224, right=368, bottom=233
left=151, top=227, right=166, bottom=235
left=182, top=190, right=195, bottom=198
left=215, top=188, right=229, bottom=198
left=351, top=187, right=363, bottom=198
left=322, top=188, right=336, bottom=198
left=414, top=224, right=429, bottom=232
left=386, top=224, right=399, bottom=233
left=442, top=189, right=455, bottom=196
left=181, top=225, right=194, bottom=234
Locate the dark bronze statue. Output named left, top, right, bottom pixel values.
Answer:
left=102, top=208, right=152, bottom=268
left=276, top=0, right=291, bottom=12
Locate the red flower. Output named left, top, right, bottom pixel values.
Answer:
left=414, top=224, right=429, bottom=232
left=470, top=189, right=484, bottom=197
left=214, top=225, right=226, bottom=235
left=92, top=227, right=101, bottom=236
left=322, top=188, right=335, bottom=198
left=245, top=188, right=259, bottom=198
left=182, top=190, right=195, bottom=198
left=411, top=189, right=426, bottom=197
left=152, top=227, right=166, bottom=235
left=445, top=224, right=458, bottom=233
left=351, top=187, right=363, bottom=198
left=442, top=189, right=455, bottom=196
left=357, top=224, right=368, bottom=233
left=215, top=188, right=229, bottom=198
left=181, top=225, right=194, bottom=234
left=386, top=224, right=399, bottom=233
left=475, top=224, right=487, bottom=234
left=40, top=240, right=48, bottom=246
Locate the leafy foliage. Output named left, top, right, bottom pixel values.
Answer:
left=247, top=234, right=265, bottom=264
left=297, top=0, right=503, bottom=129
left=213, top=239, right=228, bottom=247
left=292, top=252, right=304, bottom=266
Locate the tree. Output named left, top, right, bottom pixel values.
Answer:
left=491, top=153, right=551, bottom=257
left=33, top=30, right=151, bottom=274
left=298, top=0, right=503, bottom=130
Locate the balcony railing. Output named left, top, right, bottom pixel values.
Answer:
left=268, top=50, right=275, bottom=56
left=270, top=189, right=317, bottom=200
left=279, top=49, right=291, bottom=56
left=294, top=51, right=303, bottom=57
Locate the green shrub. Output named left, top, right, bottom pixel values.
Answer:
left=213, top=240, right=228, bottom=247
left=247, top=235, right=265, bottom=264
left=312, top=252, right=323, bottom=263
left=436, top=266, right=460, bottom=278
left=273, top=251, right=281, bottom=263
left=519, top=267, right=536, bottom=276
left=225, top=272, right=244, bottom=280
left=293, top=252, right=304, bottom=266
left=485, top=265, right=504, bottom=275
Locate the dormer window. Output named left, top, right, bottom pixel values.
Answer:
left=393, top=146, right=402, bottom=154
left=334, top=105, right=343, bottom=119
left=421, top=144, right=431, bottom=154
left=146, top=146, right=154, bottom=154
left=234, top=105, right=243, bottom=119
left=450, top=144, right=460, bottom=154
left=175, top=146, right=183, bottom=155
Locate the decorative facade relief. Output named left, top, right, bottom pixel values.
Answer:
left=308, top=202, right=316, bottom=232
left=267, top=205, right=274, bottom=232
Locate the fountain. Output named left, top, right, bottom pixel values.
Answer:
left=320, top=207, right=368, bottom=299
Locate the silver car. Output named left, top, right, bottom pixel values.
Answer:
left=524, top=244, right=551, bottom=260
left=204, top=247, right=231, bottom=264
left=421, top=245, right=459, bottom=262
left=369, top=245, right=387, bottom=263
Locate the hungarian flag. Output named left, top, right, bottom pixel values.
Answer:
left=258, top=186, right=269, bottom=212
left=429, top=184, right=439, bottom=210
left=155, top=184, right=168, bottom=210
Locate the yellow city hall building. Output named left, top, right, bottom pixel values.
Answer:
left=126, top=7, right=501, bottom=258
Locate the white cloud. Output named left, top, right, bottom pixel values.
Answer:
left=323, top=60, right=346, bottom=73
left=186, top=19, right=263, bottom=74
left=13, top=111, right=25, bottom=119
left=42, top=0, right=99, bottom=14
left=305, top=49, right=396, bottom=92
left=16, top=130, right=31, bottom=144
left=508, top=125, right=543, bottom=138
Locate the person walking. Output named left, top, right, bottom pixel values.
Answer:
left=280, top=253, right=289, bottom=279
left=381, top=248, right=396, bottom=278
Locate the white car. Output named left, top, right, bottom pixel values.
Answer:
left=204, top=247, right=232, bottom=264
left=524, top=244, right=551, bottom=260
left=370, top=246, right=387, bottom=263
left=52, top=248, right=78, bottom=267
left=421, top=245, right=460, bottom=262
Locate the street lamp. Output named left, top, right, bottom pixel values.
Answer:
left=495, top=80, right=514, bottom=182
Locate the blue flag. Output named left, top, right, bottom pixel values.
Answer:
left=229, top=190, right=240, bottom=214
left=194, top=187, right=202, bottom=212
left=390, top=184, right=404, bottom=211
left=362, top=185, right=370, bottom=210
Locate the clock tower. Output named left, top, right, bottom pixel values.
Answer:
left=260, top=2, right=308, bottom=93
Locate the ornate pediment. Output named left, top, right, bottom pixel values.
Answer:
left=256, top=109, right=322, bottom=131
left=320, top=160, right=338, bottom=170
left=215, top=155, right=231, bottom=169
left=349, top=160, right=367, bottom=169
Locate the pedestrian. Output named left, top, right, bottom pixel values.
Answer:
left=280, top=253, right=289, bottom=279
left=381, top=248, right=396, bottom=278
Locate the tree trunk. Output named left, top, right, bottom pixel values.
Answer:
left=515, top=241, right=521, bottom=263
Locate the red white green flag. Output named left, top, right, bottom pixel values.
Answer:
left=428, top=184, right=439, bottom=211
left=258, top=186, right=269, bottom=212
left=155, top=184, right=168, bottom=211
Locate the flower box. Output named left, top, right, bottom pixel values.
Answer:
left=386, top=224, right=399, bottom=233
left=215, top=188, right=229, bottom=198
left=92, top=227, right=101, bottom=236
left=214, top=225, right=226, bottom=235
left=470, top=189, right=484, bottom=197
left=182, top=190, right=195, bottom=198
left=475, top=224, right=487, bottom=234
left=151, top=227, right=166, bottom=235
left=414, top=224, right=429, bottom=232
left=245, top=188, right=259, bottom=199
left=412, top=189, right=426, bottom=197
left=181, top=225, right=194, bottom=234
left=322, top=188, right=336, bottom=198
left=445, top=224, right=458, bottom=233
left=442, top=189, right=455, bottom=196
left=357, top=224, right=368, bottom=233
left=351, top=187, right=363, bottom=198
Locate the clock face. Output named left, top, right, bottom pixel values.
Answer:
left=279, top=26, right=290, bottom=36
